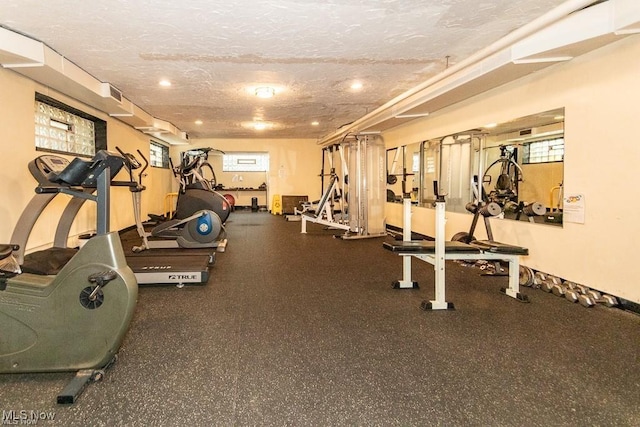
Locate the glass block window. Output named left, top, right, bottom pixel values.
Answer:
left=150, top=141, right=169, bottom=168
left=523, top=138, right=565, bottom=164
left=34, top=93, right=106, bottom=157
left=222, top=152, right=269, bottom=172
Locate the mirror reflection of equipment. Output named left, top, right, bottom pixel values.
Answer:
left=410, top=108, right=564, bottom=226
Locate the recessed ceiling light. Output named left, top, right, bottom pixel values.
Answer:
left=484, top=123, right=498, bottom=128
left=159, top=79, right=171, bottom=87
left=554, top=115, right=565, bottom=120
left=311, top=121, right=319, bottom=126
left=254, top=122, right=268, bottom=130
left=255, top=87, right=275, bottom=98
left=195, top=120, right=203, bottom=125
left=350, top=81, right=363, bottom=90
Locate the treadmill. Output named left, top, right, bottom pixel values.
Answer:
left=118, top=226, right=216, bottom=287
left=111, top=148, right=218, bottom=287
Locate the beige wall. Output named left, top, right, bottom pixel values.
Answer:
left=0, top=64, right=322, bottom=254
left=383, top=35, right=640, bottom=302
left=171, top=138, right=322, bottom=208
left=1, top=34, right=638, bottom=303
left=0, top=67, right=174, bottom=251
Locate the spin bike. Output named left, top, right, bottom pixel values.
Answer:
left=0, top=150, right=138, bottom=404
left=116, top=147, right=228, bottom=252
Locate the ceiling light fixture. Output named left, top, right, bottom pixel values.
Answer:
left=195, top=120, right=203, bottom=125
left=484, top=123, right=498, bottom=128
left=311, top=121, right=319, bottom=126
left=350, top=81, right=363, bottom=90
left=254, top=87, right=275, bottom=99
left=159, top=79, right=171, bottom=87
left=254, top=122, right=268, bottom=130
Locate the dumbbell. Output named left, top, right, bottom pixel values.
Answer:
left=540, top=276, right=561, bottom=293
left=519, top=265, right=534, bottom=287
left=564, top=282, right=591, bottom=303
left=533, top=271, right=546, bottom=288
left=551, top=280, right=579, bottom=297
left=578, top=291, right=619, bottom=308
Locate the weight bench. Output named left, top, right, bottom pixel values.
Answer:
left=385, top=198, right=529, bottom=310
left=301, top=174, right=349, bottom=233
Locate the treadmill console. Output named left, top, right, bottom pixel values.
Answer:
left=38, top=155, right=70, bottom=174
left=29, top=151, right=125, bottom=187
left=29, top=155, right=72, bottom=186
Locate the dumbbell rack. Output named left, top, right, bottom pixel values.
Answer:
left=526, top=271, right=619, bottom=308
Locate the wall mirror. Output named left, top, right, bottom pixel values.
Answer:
left=385, top=142, right=420, bottom=203
left=410, top=108, right=565, bottom=226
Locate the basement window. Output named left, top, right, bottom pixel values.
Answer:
left=522, top=138, right=565, bottom=164
left=34, top=93, right=106, bottom=157
left=150, top=141, right=169, bottom=168
left=222, top=152, right=269, bottom=172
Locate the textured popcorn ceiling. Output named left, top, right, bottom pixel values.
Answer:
left=0, top=0, right=568, bottom=139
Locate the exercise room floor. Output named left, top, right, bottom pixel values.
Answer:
left=1, top=211, right=639, bottom=426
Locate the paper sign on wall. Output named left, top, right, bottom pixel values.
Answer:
left=563, top=193, right=585, bottom=224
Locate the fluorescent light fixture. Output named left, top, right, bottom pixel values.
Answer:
left=513, top=56, right=573, bottom=64
left=254, top=87, right=275, bottom=98
left=194, top=120, right=203, bottom=125
left=350, top=81, right=363, bottom=90
left=395, top=112, right=430, bottom=119
left=484, top=123, right=498, bottom=128
left=159, top=79, right=171, bottom=87
left=254, top=122, right=267, bottom=130
left=311, top=121, right=319, bottom=126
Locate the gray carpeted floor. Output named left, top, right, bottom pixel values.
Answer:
left=1, top=211, right=639, bottom=426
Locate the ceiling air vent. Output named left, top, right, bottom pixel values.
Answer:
left=108, top=85, right=122, bottom=103
left=519, top=129, right=533, bottom=136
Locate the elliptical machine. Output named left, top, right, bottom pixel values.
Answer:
left=0, top=150, right=138, bottom=404
left=116, top=147, right=228, bottom=252
left=170, top=147, right=231, bottom=223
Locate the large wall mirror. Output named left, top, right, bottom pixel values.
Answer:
left=386, top=142, right=421, bottom=203
left=386, top=108, right=565, bottom=226
left=482, top=108, right=564, bottom=226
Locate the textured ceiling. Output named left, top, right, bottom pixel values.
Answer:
left=0, top=0, right=569, bottom=140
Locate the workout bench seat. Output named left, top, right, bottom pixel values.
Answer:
left=384, top=239, right=530, bottom=308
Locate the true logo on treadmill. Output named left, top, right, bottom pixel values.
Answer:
left=168, top=274, right=198, bottom=280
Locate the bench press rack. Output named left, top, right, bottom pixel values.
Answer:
left=384, top=196, right=530, bottom=310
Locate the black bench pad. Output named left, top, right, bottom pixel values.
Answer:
left=471, top=240, right=529, bottom=255
left=383, top=240, right=481, bottom=253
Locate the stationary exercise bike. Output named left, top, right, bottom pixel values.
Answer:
left=116, top=147, right=227, bottom=252
left=0, top=150, right=138, bottom=404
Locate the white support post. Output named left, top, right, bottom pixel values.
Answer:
left=424, top=197, right=454, bottom=310
left=503, top=256, right=521, bottom=299
left=393, top=198, right=418, bottom=289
